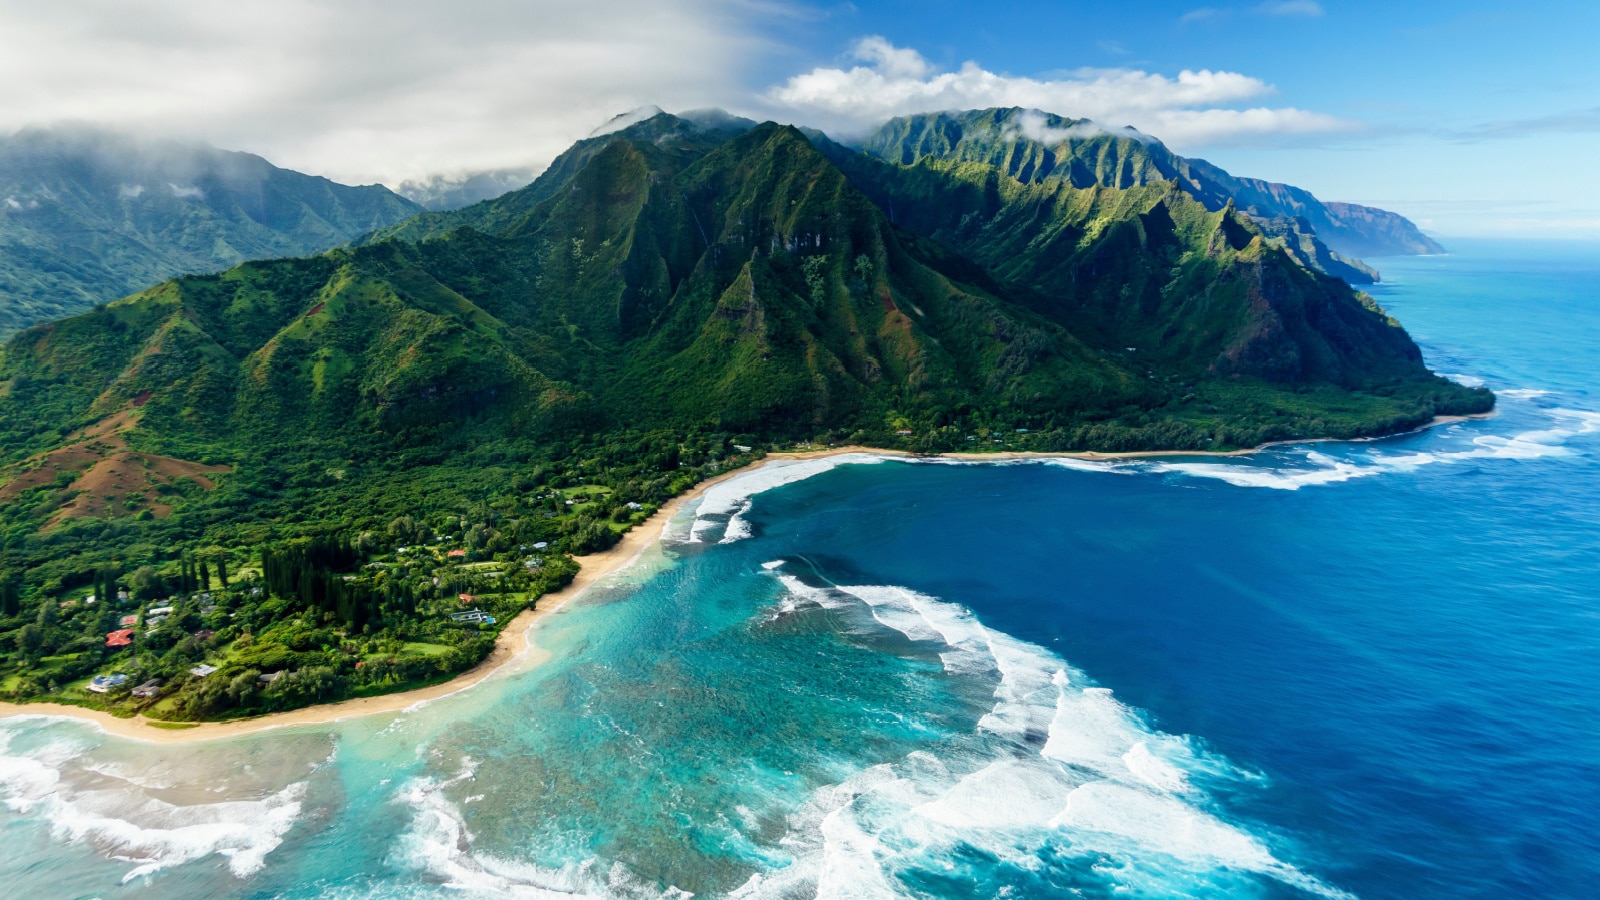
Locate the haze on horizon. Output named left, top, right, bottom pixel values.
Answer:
left=1, top=0, right=1595, bottom=239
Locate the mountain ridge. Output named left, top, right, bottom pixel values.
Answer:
left=855, top=108, right=1443, bottom=265
left=0, top=126, right=423, bottom=335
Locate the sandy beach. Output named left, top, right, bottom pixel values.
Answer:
left=0, top=410, right=1492, bottom=744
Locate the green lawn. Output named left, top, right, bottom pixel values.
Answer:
left=400, top=642, right=452, bottom=657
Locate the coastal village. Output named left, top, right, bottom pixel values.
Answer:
left=5, top=538, right=552, bottom=719
left=0, top=437, right=761, bottom=721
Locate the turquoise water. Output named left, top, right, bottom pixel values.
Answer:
left=2, top=239, right=1597, bottom=898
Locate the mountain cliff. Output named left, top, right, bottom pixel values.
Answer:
left=0, top=127, right=423, bottom=334
left=856, top=109, right=1443, bottom=265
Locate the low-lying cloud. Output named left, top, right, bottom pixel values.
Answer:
left=0, top=0, right=770, bottom=185
left=763, top=37, right=1356, bottom=148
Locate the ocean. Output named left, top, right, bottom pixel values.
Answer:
left=1, top=238, right=1596, bottom=899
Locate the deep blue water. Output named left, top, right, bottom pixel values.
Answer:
left=0, top=239, right=1596, bottom=898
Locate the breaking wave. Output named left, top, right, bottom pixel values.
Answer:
left=0, top=721, right=307, bottom=882
left=391, top=757, right=691, bottom=899
left=687, top=399, right=1598, bottom=538
left=686, top=454, right=887, bottom=543
left=735, top=568, right=1356, bottom=899
left=1126, top=406, right=1599, bottom=490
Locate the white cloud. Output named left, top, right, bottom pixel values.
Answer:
left=0, top=0, right=773, bottom=185
left=1180, top=7, right=1225, bottom=24
left=763, top=37, right=1357, bottom=148
left=1181, top=2, right=1324, bottom=24
left=1255, top=1, right=1324, bottom=16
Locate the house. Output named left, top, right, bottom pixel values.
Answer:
left=258, top=671, right=283, bottom=684
left=87, top=674, right=127, bottom=693
left=896, top=429, right=913, bottom=435
left=459, top=593, right=477, bottom=603
left=116, top=589, right=129, bottom=603
left=733, top=444, right=752, bottom=452
left=447, top=549, right=467, bottom=559
left=450, top=609, right=496, bottom=625
left=146, top=606, right=175, bottom=617
left=131, top=680, right=162, bottom=699
left=189, top=664, right=218, bottom=678
left=193, top=629, right=216, bottom=642
left=105, top=629, right=134, bottom=648
left=119, top=615, right=139, bottom=627
left=532, top=541, right=548, bottom=550
left=626, top=501, right=643, bottom=511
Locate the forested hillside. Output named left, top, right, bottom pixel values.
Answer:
left=0, top=111, right=1489, bottom=719
left=0, top=127, right=422, bottom=334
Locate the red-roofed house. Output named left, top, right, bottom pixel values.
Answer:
left=447, top=549, right=467, bottom=559
left=459, top=593, right=477, bottom=603
left=105, top=629, right=134, bottom=648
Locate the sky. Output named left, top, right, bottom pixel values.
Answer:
left=1, top=0, right=1596, bottom=238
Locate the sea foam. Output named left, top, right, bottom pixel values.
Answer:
left=686, top=454, right=888, bottom=543
left=391, top=756, right=695, bottom=899
left=739, top=567, right=1356, bottom=899
left=0, top=724, right=307, bottom=883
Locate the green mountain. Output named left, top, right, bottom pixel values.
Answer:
left=0, top=127, right=423, bottom=335
left=0, top=111, right=1489, bottom=716
left=856, top=108, right=1443, bottom=265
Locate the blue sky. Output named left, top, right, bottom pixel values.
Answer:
left=2, top=0, right=1595, bottom=238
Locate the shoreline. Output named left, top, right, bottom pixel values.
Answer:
left=0, top=409, right=1491, bottom=744
left=776, top=411, right=1495, bottom=463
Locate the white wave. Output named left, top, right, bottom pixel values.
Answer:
left=719, top=500, right=754, bottom=544
left=817, top=795, right=900, bottom=899
left=1138, top=407, right=1598, bottom=490
left=746, top=570, right=1353, bottom=899
left=1441, top=373, right=1486, bottom=387
left=912, top=759, right=1069, bottom=830
left=1499, top=388, right=1552, bottom=399
left=1041, top=456, right=1143, bottom=476
left=686, top=454, right=888, bottom=543
left=1123, top=741, right=1191, bottom=794
left=393, top=757, right=698, bottom=899
left=1154, top=456, right=1373, bottom=490
left=0, top=729, right=306, bottom=883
